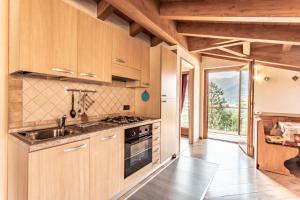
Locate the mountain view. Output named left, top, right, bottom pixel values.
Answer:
left=209, top=72, right=240, bottom=107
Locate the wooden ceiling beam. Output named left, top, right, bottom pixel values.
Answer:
left=218, top=46, right=247, bottom=57
left=130, top=22, right=144, bottom=37
left=160, top=0, right=300, bottom=23
left=187, top=37, right=227, bottom=52
left=202, top=45, right=300, bottom=68
left=104, top=0, right=187, bottom=48
left=97, top=0, right=115, bottom=20
left=151, top=36, right=163, bottom=47
left=177, top=22, right=300, bottom=45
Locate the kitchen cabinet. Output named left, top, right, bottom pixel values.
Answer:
left=29, top=140, right=89, bottom=200
left=90, top=130, right=124, bottom=200
left=9, top=0, right=78, bottom=78
left=161, top=99, right=178, bottom=161
left=111, top=28, right=150, bottom=81
left=126, top=44, right=150, bottom=88
left=161, top=47, right=177, bottom=99
left=77, top=12, right=112, bottom=83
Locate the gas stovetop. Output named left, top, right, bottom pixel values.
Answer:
left=101, top=116, right=144, bottom=125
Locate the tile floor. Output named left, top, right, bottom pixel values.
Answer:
left=182, top=139, right=300, bottom=200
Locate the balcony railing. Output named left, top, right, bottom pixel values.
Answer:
left=208, top=106, right=248, bottom=136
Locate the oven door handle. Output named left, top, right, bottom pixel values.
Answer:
left=125, top=147, right=153, bottom=160
left=126, top=135, right=152, bottom=145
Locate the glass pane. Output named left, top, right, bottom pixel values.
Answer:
left=208, top=71, right=240, bottom=135
left=181, top=77, right=189, bottom=128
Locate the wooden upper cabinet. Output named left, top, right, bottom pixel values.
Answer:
left=112, top=29, right=131, bottom=67
left=52, top=0, right=77, bottom=76
left=140, top=44, right=150, bottom=86
left=161, top=47, right=177, bottom=99
left=28, top=140, right=90, bottom=200
left=90, top=131, right=124, bottom=200
left=9, top=0, right=78, bottom=77
left=77, top=12, right=112, bottom=83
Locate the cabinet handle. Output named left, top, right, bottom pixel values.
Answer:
left=114, top=58, right=126, bottom=64
left=64, top=144, right=87, bottom=153
left=142, top=83, right=150, bottom=86
left=154, top=126, right=159, bottom=130
left=162, top=94, right=167, bottom=97
left=52, top=67, right=74, bottom=74
left=162, top=100, right=167, bottom=103
left=80, top=73, right=97, bottom=78
left=153, top=137, right=160, bottom=141
left=101, top=134, right=117, bottom=141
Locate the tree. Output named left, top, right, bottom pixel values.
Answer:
left=208, top=82, right=238, bottom=132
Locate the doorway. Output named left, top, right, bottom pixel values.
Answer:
left=203, top=64, right=254, bottom=156
left=180, top=58, right=195, bottom=152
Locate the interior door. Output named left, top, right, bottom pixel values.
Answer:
left=238, top=64, right=253, bottom=156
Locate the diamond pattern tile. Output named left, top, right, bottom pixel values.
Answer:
left=23, top=77, right=135, bottom=123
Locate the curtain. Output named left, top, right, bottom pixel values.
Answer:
left=181, top=74, right=188, bottom=112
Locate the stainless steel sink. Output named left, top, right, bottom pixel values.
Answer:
left=17, top=128, right=81, bottom=144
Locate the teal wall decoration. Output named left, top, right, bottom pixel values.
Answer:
left=141, top=90, right=150, bottom=102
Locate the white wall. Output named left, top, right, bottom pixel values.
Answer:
left=0, top=0, right=8, bottom=199
left=254, top=65, right=300, bottom=115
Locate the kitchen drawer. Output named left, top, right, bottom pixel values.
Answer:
left=152, top=144, right=160, bottom=155
left=152, top=157, right=160, bottom=167
left=153, top=122, right=161, bottom=130
left=153, top=135, right=160, bottom=146
left=153, top=129, right=160, bottom=137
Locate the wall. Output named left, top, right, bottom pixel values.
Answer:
left=8, top=76, right=135, bottom=129
left=254, top=65, right=300, bottom=114
left=0, top=0, right=8, bottom=199
left=200, top=56, right=246, bottom=138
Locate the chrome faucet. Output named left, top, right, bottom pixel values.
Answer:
left=57, top=115, right=67, bottom=129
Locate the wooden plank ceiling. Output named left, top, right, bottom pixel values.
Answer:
left=95, top=0, right=300, bottom=69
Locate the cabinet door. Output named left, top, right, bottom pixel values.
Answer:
left=112, top=29, right=131, bottom=67
left=18, top=0, right=77, bottom=77
left=140, top=44, right=150, bottom=86
left=161, top=47, right=177, bottom=99
left=52, top=0, right=77, bottom=76
left=78, top=12, right=112, bottom=82
left=90, top=131, right=124, bottom=200
left=28, top=140, right=90, bottom=200
left=161, top=99, right=178, bottom=162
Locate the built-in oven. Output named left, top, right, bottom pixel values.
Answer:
left=124, top=124, right=152, bottom=178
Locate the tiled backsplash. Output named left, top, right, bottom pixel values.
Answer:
left=8, top=76, right=135, bottom=128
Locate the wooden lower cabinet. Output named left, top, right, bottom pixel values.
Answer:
left=90, top=130, right=124, bottom=200
left=28, top=140, right=90, bottom=200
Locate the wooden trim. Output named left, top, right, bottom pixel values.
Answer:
left=0, top=0, right=8, bottom=199
left=179, top=58, right=195, bottom=146
left=248, top=61, right=255, bottom=157
left=202, top=52, right=252, bottom=63
left=160, top=1, right=300, bottom=21
left=188, top=68, right=195, bottom=144
left=130, top=22, right=144, bottom=37
left=203, top=69, right=209, bottom=139
left=104, top=0, right=188, bottom=48
left=97, top=0, right=115, bottom=20
left=151, top=36, right=163, bottom=47
left=177, top=22, right=300, bottom=45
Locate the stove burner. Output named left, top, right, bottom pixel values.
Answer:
left=101, top=116, right=144, bottom=125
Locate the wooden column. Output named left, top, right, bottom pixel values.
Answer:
left=0, top=0, right=8, bottom=199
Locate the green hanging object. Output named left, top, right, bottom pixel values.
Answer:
left=141, top=90, right=150, bottom=102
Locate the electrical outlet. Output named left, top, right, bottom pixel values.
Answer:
left=123, top=105, right=130, bottom=110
